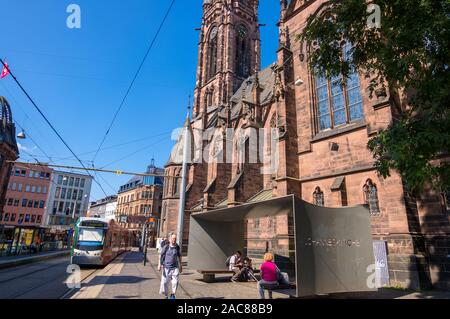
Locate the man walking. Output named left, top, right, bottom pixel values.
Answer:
left=158, top=233, right=182, bottom=299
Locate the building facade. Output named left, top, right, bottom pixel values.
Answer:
left=0, top=164, right=52, bottom=250
left=162, top=0, right=450, bottom=290
left=88, top=195, right=117, bottom=220
left=116, top=163, right=164, bottom=232
left=44, top=171, right=92, bottom=231
left=0, top=97, right=19, bottom=217
left=1, top=164, right=52, bottom=227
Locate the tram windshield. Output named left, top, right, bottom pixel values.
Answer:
left=76, top=227, right=105, bottom=251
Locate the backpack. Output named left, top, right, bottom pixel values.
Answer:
left=225, top=255, right=233, bottom=267
left=160, top=243, right=180, bottom=265
left=159, top=239, right=168, bottom=250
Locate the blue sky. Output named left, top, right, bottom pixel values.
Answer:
left=0, top=0, right=280, bottom=201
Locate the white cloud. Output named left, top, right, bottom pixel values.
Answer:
left=18, top=143, right=37, bottom=153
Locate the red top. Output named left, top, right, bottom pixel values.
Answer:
left=260, top=261, right=277, bottom=282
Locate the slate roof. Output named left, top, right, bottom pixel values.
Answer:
left=166, top=65, right=276, bottom=167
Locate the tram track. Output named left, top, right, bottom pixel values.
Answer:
left=8, top=271, right=73, bottom=299
left=0, top=258, right=66, bottom=285
left=59, top=267, right=100, bottom=299
left=8, top=267, right=100, bottom=299
left=0, top=259, right=100, bottom=299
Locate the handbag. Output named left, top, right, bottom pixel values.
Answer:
left=275, top=266, right=289, bottom=285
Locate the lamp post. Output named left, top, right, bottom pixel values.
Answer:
left=143, top=222, right=149, bottom=266
left=176, top=112, right=191, bottom=254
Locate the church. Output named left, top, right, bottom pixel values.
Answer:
left=161, top=0, right=450, bottom=291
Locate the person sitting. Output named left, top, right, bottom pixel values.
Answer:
left=229, top=251, right=244, bottom=282
left=242, top=257, right=256, bottom=282
left=257, top=253, right=278, bottom=299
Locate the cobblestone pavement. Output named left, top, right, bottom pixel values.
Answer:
left=71, top=249, right=288, bottom=299
left=69, top=249, right=450, bottom=300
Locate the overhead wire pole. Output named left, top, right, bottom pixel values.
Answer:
left=91, top=0, right=177, bottom=164
left=0, top=58, right=108, bottom=197
left=176, top=98, right=192, bottom=253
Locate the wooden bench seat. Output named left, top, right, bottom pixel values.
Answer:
left=259, top=283, right=296, bottom=291
left=197, top=270, right=234, bottom=282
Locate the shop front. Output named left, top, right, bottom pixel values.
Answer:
left=0, top=225, right=45, bottom=256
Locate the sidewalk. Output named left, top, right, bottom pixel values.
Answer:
left=0, top=250, right=70, bottom=270
left=71, top=249, right=450, bottom=299
left=72, top=249, right=287, bottom=299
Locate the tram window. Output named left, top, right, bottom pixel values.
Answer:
left=79, top=228, right=104, bottom=242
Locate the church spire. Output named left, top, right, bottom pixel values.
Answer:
left=193, top=0, right=261, bottom=123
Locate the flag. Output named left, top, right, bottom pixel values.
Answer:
left=1, top=62, right=9, bottom=79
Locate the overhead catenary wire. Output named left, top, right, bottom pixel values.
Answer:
left=91, top=0, right=176, bottom=163
left=9, top=161, right=179, bottom=179
left=94, top=170, right=119, bottom=195
left=48, top=131, right=172, bottom=164
left=0, top=80, right=62, bottom=159
left=13, top=119, right=54, bottom=162
left=99, top=136, right=169, bottom=169
left=0, top=57, right=108, bottom=198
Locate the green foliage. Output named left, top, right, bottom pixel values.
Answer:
left=299, top=0, right=450, bottom=192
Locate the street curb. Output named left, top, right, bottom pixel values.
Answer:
left=0, top=250, right=70, bottom=270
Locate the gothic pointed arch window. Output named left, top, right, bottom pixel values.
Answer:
left=313, top=42, right=364, bottom=131
left=235, top=24, right=250, bottom=78
left=363, top=179, right=380, bottom=216
left=264, top=113, right=278, bottom=177
left=313, top=187, right=324, bottom=206
left=207, top=27, right=218, bottom=81
left=173, top=171, right=181, bottom=195
left=441, top=190, right=450, bottom=213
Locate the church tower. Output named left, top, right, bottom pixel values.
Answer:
left=193, top=0, right=261, bottom=122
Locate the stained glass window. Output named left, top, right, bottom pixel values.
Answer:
left=314, top=43, right=364, bottom=131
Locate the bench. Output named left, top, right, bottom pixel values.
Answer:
left=259, top=283, right=296, bottom=291
left=198, top=269, right=261, bottom=283
left=197, top=270, right=234, bottom=283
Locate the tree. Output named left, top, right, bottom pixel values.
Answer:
left=299, top=0, right=450, bottom=193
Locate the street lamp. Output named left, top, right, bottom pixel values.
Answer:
left=17, top=130, right=26, bottom=139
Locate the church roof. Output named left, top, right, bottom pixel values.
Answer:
left=247, top=188, right=274, bottom=203
left=166, top=116, right=197, bottom=166
left=202, top=65, right=276, bottom=128
left=228, top=65, right=275, bottom=121
left=165, top=65, right=276, bottom=167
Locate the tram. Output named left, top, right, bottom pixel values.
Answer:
left=71, top=217, right=133, bottom=267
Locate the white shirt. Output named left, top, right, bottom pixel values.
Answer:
left=229, top=255, right=239, bottom=271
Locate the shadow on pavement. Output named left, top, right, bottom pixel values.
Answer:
left=85, top=275, right=153, bottom=287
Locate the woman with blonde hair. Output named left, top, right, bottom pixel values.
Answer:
left=257, top=252, right=278, bottom=299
